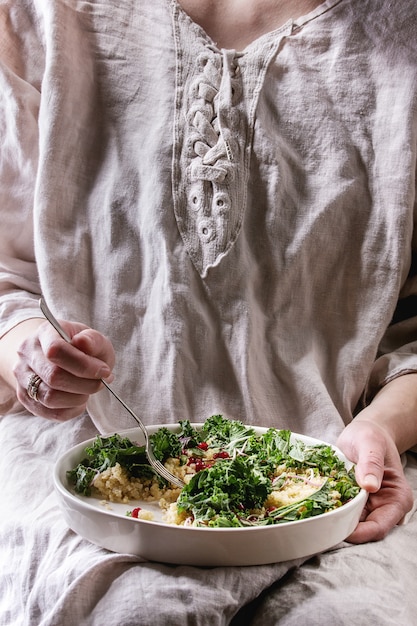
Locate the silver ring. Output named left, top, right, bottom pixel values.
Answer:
left=27, top=373, right=42, bottom=402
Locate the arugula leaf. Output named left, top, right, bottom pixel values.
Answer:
left=267, top=481, right=334, bottom=523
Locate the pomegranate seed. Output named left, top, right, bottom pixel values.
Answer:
left=197, top=442, right=209, bottom=450
left=131, top=507, right=141, bottom=518
left=213, top=451, right=229, bottom=459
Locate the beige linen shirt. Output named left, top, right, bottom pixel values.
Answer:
left=0, top=0, right=416, bottom=440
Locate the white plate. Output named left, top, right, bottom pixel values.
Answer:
left=54, top=424, right=368, bottom=566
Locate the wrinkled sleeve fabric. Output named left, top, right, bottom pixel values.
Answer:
left=0, top=3, right=45, bottom=411
left=365, top=203, right=417, bottom=405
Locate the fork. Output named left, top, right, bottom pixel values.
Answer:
left=39, top=298, right=185, bottom=489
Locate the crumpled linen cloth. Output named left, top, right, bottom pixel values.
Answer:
left=1, top=412, right=416, bottom=626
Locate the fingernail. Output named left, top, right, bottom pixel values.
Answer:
left=97, top=366, right=111, bottom=379
left=364, top=474, right=379, bottom=491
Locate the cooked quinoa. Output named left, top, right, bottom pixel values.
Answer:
left=91, top=459, right=196, bottom=523
left=91, top=460, right=342, bottom=526
left=92, top=462, right=183, bottom=504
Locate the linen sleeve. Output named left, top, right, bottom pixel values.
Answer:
left=364, top=202, right=417, bottom=403
left=0, top=4, right=45, bottom=336
left=0, top=4, right=45, bottom=411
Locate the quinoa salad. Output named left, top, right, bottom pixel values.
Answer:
left=67, top=415, right=360, bottom=528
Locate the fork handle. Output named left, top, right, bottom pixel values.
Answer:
left=100, top=379, right=147, bottom=438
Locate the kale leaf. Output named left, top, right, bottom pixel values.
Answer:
left=202, top=414, right=256, bottom=454
left=177, top=419, right=203, bottom=449
left=67, top=433, right=151, bottom=495
left=149, top=427, right=182, bottom=461
left=177, top=455, right=271, bottom=526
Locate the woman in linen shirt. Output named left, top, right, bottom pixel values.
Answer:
left=0, top=0, right=416, bottom=553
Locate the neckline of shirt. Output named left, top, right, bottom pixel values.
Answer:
left=170, top=0, right=345, bottom=54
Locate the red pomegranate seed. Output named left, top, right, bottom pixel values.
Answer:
left=197, top=442, right=209, bottom=450
left=131, top=507, right=141, bottom=518
left=213, top=451, right=229, bottom=459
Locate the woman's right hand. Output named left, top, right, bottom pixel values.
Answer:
left=6, top=317, right=115, bottom=421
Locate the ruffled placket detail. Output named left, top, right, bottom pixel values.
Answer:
left=171, top=6, right=292, bottom=277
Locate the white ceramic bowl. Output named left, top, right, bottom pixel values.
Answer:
left=54, top=424, right=368, bottom=566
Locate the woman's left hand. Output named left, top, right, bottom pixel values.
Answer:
left=336, top=418, right=414, bottom=543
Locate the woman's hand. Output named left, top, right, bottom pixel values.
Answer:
left=10, top=318, right=115, bottom=421
left=337, top=414, right=414, bottom=544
